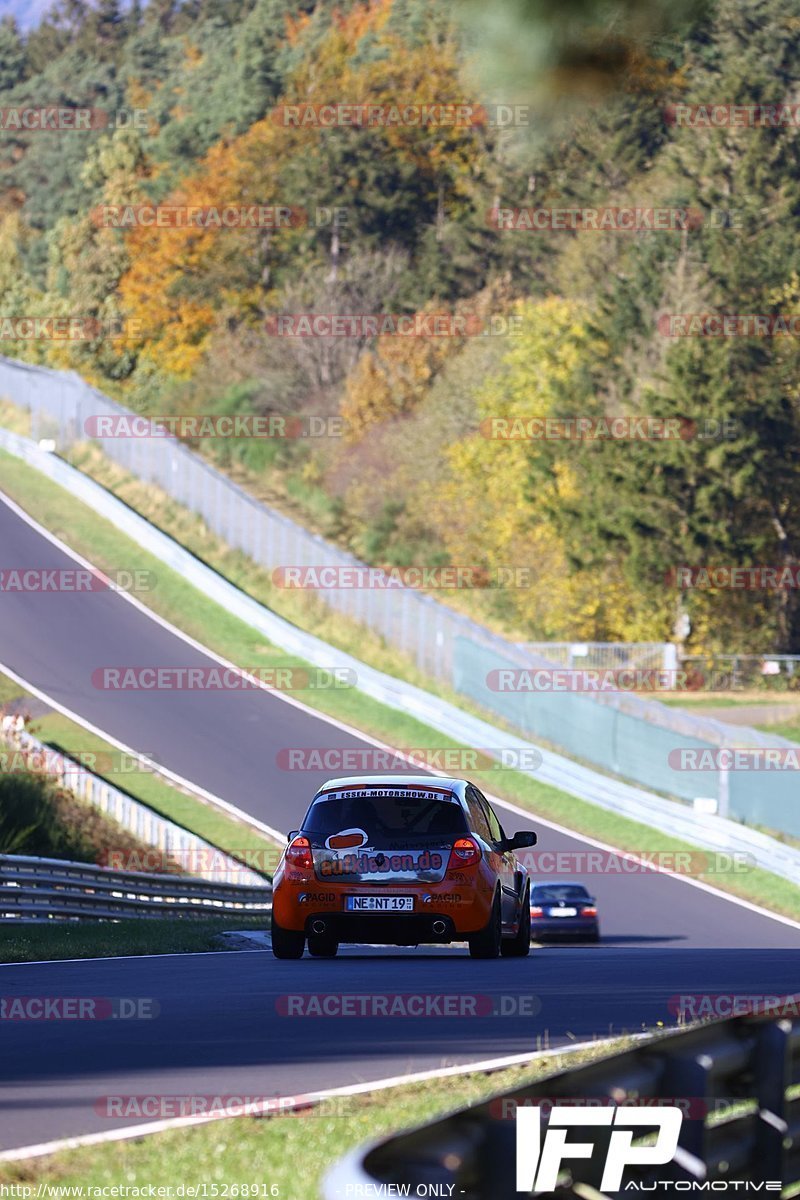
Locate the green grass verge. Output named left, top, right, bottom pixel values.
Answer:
left=0, top=671, right=29, bottom=707
left=0, top=916, right=268, bottom=964
left=755, top=718, right=800, bottom=742
left=0, top=1038, right=638, bottom=1192
left=1, top=447, right=799, bottom=920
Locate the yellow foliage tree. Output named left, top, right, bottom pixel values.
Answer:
left=340, top=285, right=513, bottom=439
left=420, top=296, right=658, bottom=640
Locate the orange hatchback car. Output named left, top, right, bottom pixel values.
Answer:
left=271, top=775, right=537, bottom=959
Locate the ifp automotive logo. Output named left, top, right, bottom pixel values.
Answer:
left=515, top=1104, right=781, bottom=1192
left=516, top=1105, right=682, bottom=1191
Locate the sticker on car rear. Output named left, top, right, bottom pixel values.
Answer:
left=325, top=828, right=368, bottom=850
left=317, top=848, right=445, bottom=877
left=321, top=787, right=455, bottom=802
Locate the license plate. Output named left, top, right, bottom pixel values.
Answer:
left=550, top=907, right=577, bottom=917
left=345, top=895, right=414, bottom=912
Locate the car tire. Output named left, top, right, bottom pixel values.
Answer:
left=469, top=891, right=502, bottom=959
left=501, top=884, right=531, bottom=957
left=307, top=935, right=339, bottom=958
left=271, top=917, right=305, bottom=959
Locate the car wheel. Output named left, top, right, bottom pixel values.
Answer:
left=271, top=917, right=305, bottom=959
left=589, top=928, right=601, bottom=944
left=307, top=935, right=339, bottom=958
left=501, top=884, right=531, bottom=957
left=469, top=891, right=502, bottom=959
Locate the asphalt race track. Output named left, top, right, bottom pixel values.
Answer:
left=2, top=947, right=800, bottom=1152
left=1, top=491, right=800, bottom=1153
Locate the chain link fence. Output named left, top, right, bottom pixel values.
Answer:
left=521, top=642, right=677, bottom=670
left=2, top=354, right=798, bottom=838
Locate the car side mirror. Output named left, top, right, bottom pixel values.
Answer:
left=505, top=830, right=537, bottom=850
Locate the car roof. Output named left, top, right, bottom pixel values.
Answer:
left=532, top=880, right=591, bottom=888
left=314, top=775, right=467, bottom=797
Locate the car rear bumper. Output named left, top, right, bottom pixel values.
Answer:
left=272, top=875, right=494, bottom=936
left=302, top=911, right=458, bottom=945
left=531, top=918, right=599, bottom=939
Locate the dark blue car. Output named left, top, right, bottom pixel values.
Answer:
left=530, top=881, right=600, bottom=942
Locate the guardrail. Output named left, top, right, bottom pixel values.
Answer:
left=2, top=427, right=800, bottom=885
left=2, top=353, right=799, bottom=834
left=326, top=1006, right=800, bottom=1197
left=0, top=724, right=271, bottom=888
left=0, top=853, right=272, bottom=921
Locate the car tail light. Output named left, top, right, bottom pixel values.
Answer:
left=447, top=837, right=481, bottom=871
left=582, top=906, right=597, bottom=916
left=530, top=906, right=544, bottom=917
left=285, top=835, right=313, bottom=871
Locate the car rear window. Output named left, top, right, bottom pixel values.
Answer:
left=532, top=885, right=591, bottom=902
left=303, top=791, right=468, bottom=840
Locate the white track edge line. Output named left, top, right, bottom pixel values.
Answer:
left=0, top=949, right=240, bottom=968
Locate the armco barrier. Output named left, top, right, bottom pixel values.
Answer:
left=0, top=724, right=270, bottom=888
left=0, top=854, right=271, bottom=921
left=1, top=428, right=799, bottom=884
left=325, top=1005, right=800, bottom=1196
left=1, top=354, right=798, bottom=828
